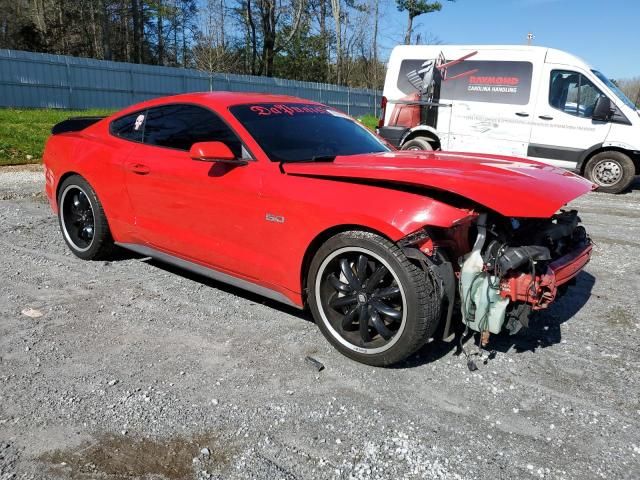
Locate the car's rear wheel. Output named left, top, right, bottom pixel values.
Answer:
left=58, top=175, right=114, bottom=260
left=307, top=231, right=439, bottom=366
left=584, top=151, right=635, bottom=194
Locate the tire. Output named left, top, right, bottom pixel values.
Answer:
left=584, top=151, right=636, bottom=194
left=57, top=174, right=114, bottom=260
left=401, top=137, right=434, bottom=151
left=307, top=231, right=439, bottom=366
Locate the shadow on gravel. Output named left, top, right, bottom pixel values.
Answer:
left=395, top=271, right=595, bottom=369
left=615, top=175, right=640, bottom=193
left=106, top=247, right=308, bottom=322
left=146, top=258, right=313, bottom=323
left=39, top=432, right=232, bottom=480
left=108, top=247, right=143, bottom=262
left=495, top=270, right=595, bottom=354
left=109, top=249, right=594, bottom=368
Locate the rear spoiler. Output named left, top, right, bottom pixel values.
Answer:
left=51, top=116, right=106, bottom=135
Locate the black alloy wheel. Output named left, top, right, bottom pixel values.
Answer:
left=60, top=185, right=95, bottom=252
left=308, top=231, right=440, bottom=366
left=316, top=247, right=406, bottom=353
left=57, top=175, right=114, bottom=260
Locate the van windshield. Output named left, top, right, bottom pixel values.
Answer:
left=592, top=70, right=637, bottom=110
left=229, top=103, right=390, bottom=163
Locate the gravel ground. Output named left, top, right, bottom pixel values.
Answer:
left=1, top=166, right=639, bottom=480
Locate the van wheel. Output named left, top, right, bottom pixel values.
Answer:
left=584, top=151, right=635, bottom=194
left=401, top=137, right=433, bottom=151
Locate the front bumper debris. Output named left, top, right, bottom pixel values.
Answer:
left=499, top=243, right=592, bottom=310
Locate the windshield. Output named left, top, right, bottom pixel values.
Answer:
left=592, top=70, right=637, bottom=110
left=229, top=103, right=390, bottom=162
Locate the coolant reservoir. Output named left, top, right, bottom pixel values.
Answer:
left=460, top=214, right=510, bottom=334
left=461, top=272, right=509, bottom=334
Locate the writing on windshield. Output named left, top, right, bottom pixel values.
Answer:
left=230, top=103, right=389, bottom=163
left=249, top=104, right=329, bottom=116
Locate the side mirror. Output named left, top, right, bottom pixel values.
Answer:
left=189, top=142, right=248, bottom=165
left=592, top=96, right=612, bottom=121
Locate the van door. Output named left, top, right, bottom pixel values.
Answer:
left=528, top=66, right=611, bottom=169
left=443, top=60, right=536, bottom=157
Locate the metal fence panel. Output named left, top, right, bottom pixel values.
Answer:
left=0, top=49, right=381, bottom=117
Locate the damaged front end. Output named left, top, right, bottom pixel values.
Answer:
left=401, top=209, right=592, bottom=343
left=461, top=210, right=591, bottom=339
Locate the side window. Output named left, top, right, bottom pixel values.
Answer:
left=549, top=70, right=606, bottom=118
left=142, top=104, right=244, bottom=157
left=110, top=111, right=146, bottom=142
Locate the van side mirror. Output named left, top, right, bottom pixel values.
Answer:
left=592, top=96, right=612, bottom=121
left=189, top=142, right=248, bottom=165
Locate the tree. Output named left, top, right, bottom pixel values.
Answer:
left=194, top=0, right=241, bottom=75
left=234, top=0, right=305, bottom=77
left=330, top=0, right=342, bottom=83
left=310, top=0, right=331, bottom=82
left=617, top=77, right=640, bottom=107
left=131, top=0, right=141, bottom=62
left=274, top=24, right=328, bottom=82
left=257, top=0, right=305, bottom=76
left=155, top=0, right=165, bottom=64
left=0, top=0, right=389, bottom=88
left=396, top=0, right=452, bottom=45
left=371, top=0, right=379, bottom=88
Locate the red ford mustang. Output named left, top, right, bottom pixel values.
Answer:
left=43, top=92, right=594, bottom=366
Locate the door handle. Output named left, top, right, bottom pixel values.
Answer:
left=515, top=112, right=529, bottom=117
left=538, top=115, right=554, bottom=120
left=129, top=163, right=150, bottom=175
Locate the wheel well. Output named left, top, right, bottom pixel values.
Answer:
left=402, top=131, right=441, bottom=150
left=580, top=147, right=640, bottom=175
left=55, top=172, right=82, bottom=208
left=299, top=224, right=392, bottom=305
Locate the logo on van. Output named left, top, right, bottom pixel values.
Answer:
left=468, top=76, right=520, bottom=86
left=397, top=59, right=533, bottom=106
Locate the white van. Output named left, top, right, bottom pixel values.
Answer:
left=378, top=45, right=640, bottom=193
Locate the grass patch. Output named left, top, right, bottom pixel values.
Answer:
left=0, top=108, right=114, bottom=166
left=358, top=114, right=378, bottom=131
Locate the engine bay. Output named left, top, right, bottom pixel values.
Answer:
left=459, top=210, right=592, bottom=342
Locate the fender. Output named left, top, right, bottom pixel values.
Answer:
left=400, top=125, right=441, bottom=147
left=602, top=141, right=640, bottom=151
left=576, top=142, right=640, bottom=173
left=45, top=132, right=136, bottom=243
left=260, top=171, right=474, bottom=299
left=575, top=143, right=603, bottom=172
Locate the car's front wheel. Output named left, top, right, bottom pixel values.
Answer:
left=57, top=174, right=114, bottom=260
left=307, top=231, right=439, bottom=366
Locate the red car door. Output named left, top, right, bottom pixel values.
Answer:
left=123, top=104, right=265, bottom=280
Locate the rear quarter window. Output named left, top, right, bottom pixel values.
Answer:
left=109, top=111, right=146, bottom=142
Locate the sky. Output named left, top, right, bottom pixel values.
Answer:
left=376, top=0, right=640, bottom=79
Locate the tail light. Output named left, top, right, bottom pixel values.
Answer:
left=378, top=96, right=387, bottom=128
